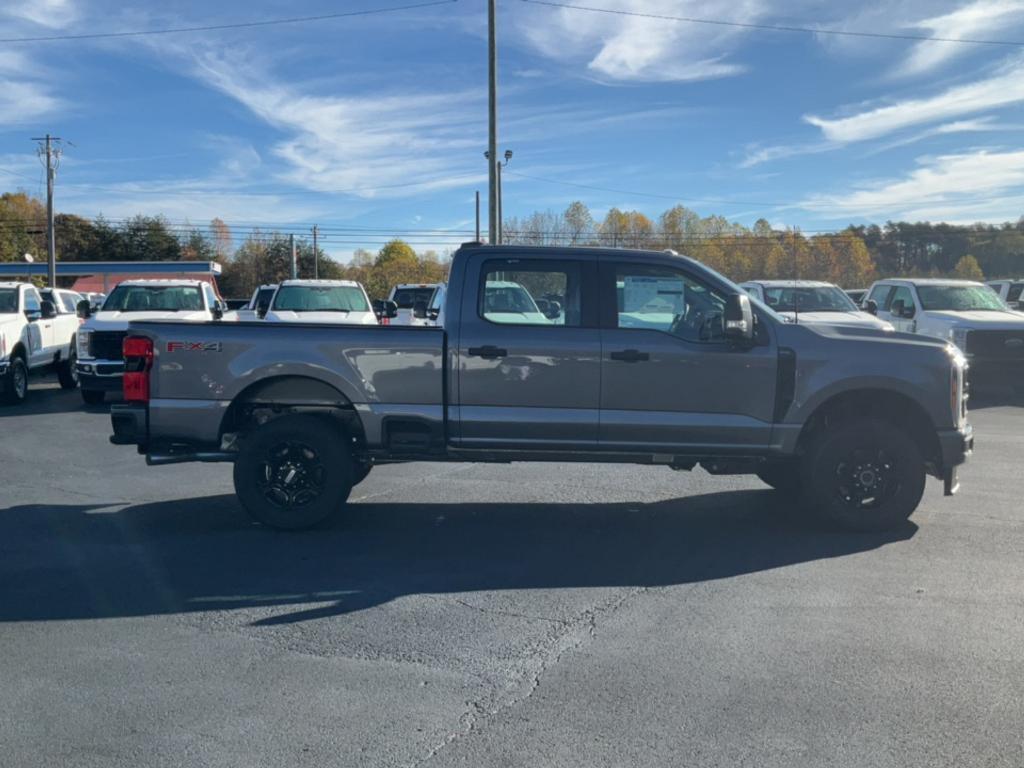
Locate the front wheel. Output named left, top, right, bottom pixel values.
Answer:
left=1, top=355, right=28, bottom=405
left=801, top=419, right=925, bottom=532
left=58, top=344, right=79, bottom=389
left=233, top=414, right=353, bottom=530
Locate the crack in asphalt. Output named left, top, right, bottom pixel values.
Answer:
left=406, top=585, right=652, bottom=768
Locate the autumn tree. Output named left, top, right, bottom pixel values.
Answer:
left=953, top=254, right=984, bottom=280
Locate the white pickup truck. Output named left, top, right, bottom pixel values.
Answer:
left=865, top=278, right=1024, bottom=391
left=0, top=282, right=81, bottom=404
left=263, top=280, right=378, bottom=325
left=986, top=279, right=1024, bottom=310
left=740, top=280, right=894, bottom=331
left=76, top=279, right=227, bottom=404
left=224, top=284, right=278, bottom=322
left=387, top=283, right=442, bottom=326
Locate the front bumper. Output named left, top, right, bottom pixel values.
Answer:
left=78, top=358, right=125, bottom=392
left=937, top=423, right=974, bottom=496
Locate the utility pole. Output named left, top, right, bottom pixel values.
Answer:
left=497, top=163, right=503, bottom=245
left=32, top=134, right=62, bottom=287
left=290, top=233, right=297, bottom=279
left=487, top=0, right=498, bottom=245
left=475, top=191, right=480, bottom=242
left=312, top=225, right=319, bottom=280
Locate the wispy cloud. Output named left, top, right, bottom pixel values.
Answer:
left=801, top=148, right=1024, bottom=220
left=805, top=56, right=1024, bottom=142
left=898, top=0, right=1024, bottom=77
left=2, top=0, right=78, bottom=29
left=0, top=51, right=63, bottom=126
left=514, top=0, right=770, bottom=83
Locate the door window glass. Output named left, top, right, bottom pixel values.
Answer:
left=480, top=261, right=581, bottom=326
left=615, top=266, right=728, bottom=343
left=23, top=289, right=41, bottom=313
left=888, top=286, right=915, bottom=314
left=202, top=283, right=218, bottom=310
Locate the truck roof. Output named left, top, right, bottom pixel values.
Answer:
left=876, top=278, right=984, bottom=287
left=278, top=279, right=361, bottom=288
left=0, top=281, right=29, bottom=289
left=116, top=279, right=207, bottom=288
left=742, top=280, right=836, bottom=288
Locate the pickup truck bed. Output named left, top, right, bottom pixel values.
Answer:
left=111, top=244, right=973, bottom=533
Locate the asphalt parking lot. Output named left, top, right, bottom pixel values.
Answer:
left=3, top=380, right=1023, bottom=768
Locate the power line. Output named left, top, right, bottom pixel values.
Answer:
left=0, top=0, right=458, bottom=44
left=519, top=0, right=1024, bottom=48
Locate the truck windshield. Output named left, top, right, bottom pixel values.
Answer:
left=102, top=285, right=204, bottom=312
left=918, top=285, right=1007, bottom=312
left=0, top=289, right=18, bottom=313
left=272, top=285, right=369, bottom=312
left=391, top=286, right=436, bottom=309
left=763, top=286, right=858, bottom=313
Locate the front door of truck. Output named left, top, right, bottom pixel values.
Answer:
left=598, top=259, right=778, bottom=450
left=454, top=253, right=601, bottom=448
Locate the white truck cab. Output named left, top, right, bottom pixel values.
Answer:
left=225, top=284, right=278, bottom=321
left=77, top=279, right=226, bottom=404
left=865, top=278, right=1024, bottom=390
left=263, top=280, right=377, bottom=325
left=985, top=279, right=1024, bottom=310
left=740, top=280, right=894, bottom=331
left=387, top=283, right=441, bottom=326
left=0, top=282, right=81, bottom=403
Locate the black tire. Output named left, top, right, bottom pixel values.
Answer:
left=81, top=389, right=105, bottom=405
left=756, top=461, right=801, bottom=495
left=233, top=414, right=353, bottom=530
left=57, top=343, right=78, bottom=389
left=352, top=461, right=373, bottom=486
left=801, top=419, right=925, bottom=532
left=2, top=354, right=28, bottom=405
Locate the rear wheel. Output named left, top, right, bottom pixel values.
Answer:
left=58, top=344, right=78, bottom=389
left=2, top=354, right=28, bottom=405
left=81, top=389, right=105, bottom=405
left=801, top=419, right=925, bottom=532
left=234, top=414, right=353, bottom=530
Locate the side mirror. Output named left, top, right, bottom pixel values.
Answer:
left=383, top=300, right=398, bottom=319
left=77, top=299, right=92, bottom=318
left=724, top=292, right=754, bottom=342
left=255, top=299, right=270, bottom=319
left=412, top=299, right=428, bottom=319
left=212, top=304, right=224, bottom=321
left=428, top=308, right=440, bottom=321
left=40, top=300, right=57, bottom=320
left=864, top=299, right=878, bottom=316
left=544, top=300, right=562, bottom=320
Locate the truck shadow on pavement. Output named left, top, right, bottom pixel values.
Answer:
left=0, top=491, right=916, bottom=624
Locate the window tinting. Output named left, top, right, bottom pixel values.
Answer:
left=480, top=262, right=581, bottom=326
left=392, top=287, right=437, bottom=309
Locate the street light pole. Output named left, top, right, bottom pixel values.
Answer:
left=487, top=0, right=498, bottom=245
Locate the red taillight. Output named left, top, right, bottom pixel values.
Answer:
left=123, top=335, right=154, bottom=403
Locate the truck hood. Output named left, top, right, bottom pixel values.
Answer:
left=779, top=310, right=893, bottom=330
left=923, top=310, right=1024, bottom=328
left=264, top=310, right=378, bottom=325
left=786, top=321, right=950, bottom=350
left=85, top=310, right=211, bottom=330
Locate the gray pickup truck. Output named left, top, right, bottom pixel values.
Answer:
left=110, top=244, right=973, bottom=532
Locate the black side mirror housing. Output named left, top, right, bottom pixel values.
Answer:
left=383, top=300, right=399, bottom=319
left=864, top=299, right=878, bottom=315
left=255, top=300, right=270, bottom=319
left=76, top=299, right=92, bottom=318
left=211, top=304, right=224, bottom=320
left=40, top=300, right=57, bottom=320
left=724, top=292, right=754, bottom=341
left=412, top=299, right=428, bottom=319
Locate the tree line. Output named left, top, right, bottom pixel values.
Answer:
left=4, top=190, right=1021, bottom=298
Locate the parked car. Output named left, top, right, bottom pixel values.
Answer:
left=985, top=279, right=1024, bottom=310
left=110, top=244, right=972, bottom=534
left=224, top=284, right=278, bottom=321
left=76, top=279, right=227, bottom=405
left=387, top=283, right=442, bottom=326
left=740, top=280, right=894, bottom=331
left=263, top=280, right=378, bottom=325
left=0, top=282, right=80, bottom=403
left=865, top=278, right=1024, bottom=390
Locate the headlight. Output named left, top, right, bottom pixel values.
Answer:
left=77, top=330, right=91, bottom=358
left=949, top=327, right=969, bottom=353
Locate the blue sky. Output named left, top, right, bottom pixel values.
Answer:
left=4, top=0, right=1024, bottom=260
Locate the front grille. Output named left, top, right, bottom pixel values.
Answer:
left=965, top=330, right=1024, bottom=360
left=89, top=331, right=127, bottom=361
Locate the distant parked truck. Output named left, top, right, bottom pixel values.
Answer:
left=387, top=283, right=442, bottom=326
left=224, top=284, right=278, bottom=321
left=76, top=279, right=228, bottom=405
left=865, top=278, right=1024, bottom=391
left=740, top=280, right=893, bottom=331
left=0, top=282, right=81, bottom=403
left=985, top=279, right=1024, bottom=310
left=263, top=280, right=378, bottom=325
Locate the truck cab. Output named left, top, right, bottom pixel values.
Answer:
left=985, top=279, right=1024, bottom=311
left=740, top=280, right=893, bottom=331
left=387, top=283, right=442, bottom=326
left=263, top=280, right=377, bottom=325
left=0, top=282, right=81, bottom=403
left=77, top=279, right=226, bottom=405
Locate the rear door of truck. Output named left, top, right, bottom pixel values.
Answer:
left=452, top=250, right=601, bottom=448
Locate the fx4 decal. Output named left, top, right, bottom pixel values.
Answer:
left=166, top=341, right=222, bottom=352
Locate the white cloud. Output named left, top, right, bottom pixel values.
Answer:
left=515, top=0, right=767, bottom=82
left=805, top=56, right=1024, bottom=142
left=190, top=51, right=485, bottom=197
left=801, top=148, right=1024, bottom=220
left=0, top=51, right=62, bottom=125
left=2, top=0, right=78, bottom=29
left=899, top=0, right=1024, bottom=77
